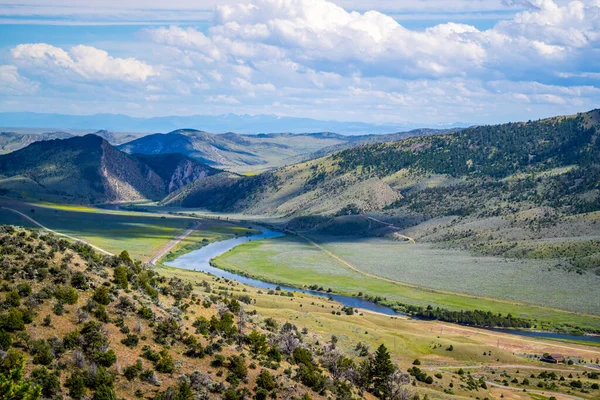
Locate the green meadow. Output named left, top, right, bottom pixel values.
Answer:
left=212, top=235, right=600, bottom=332
left=0, top=199, right=248, bottom=261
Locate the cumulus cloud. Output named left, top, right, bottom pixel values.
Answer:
left=11, top=43, right=156, bottom=82
left=142, top=0, right=600, bottom=84
left=2, top=0, right=600, bottom=125
left=0, top=65, right=38, bottom=94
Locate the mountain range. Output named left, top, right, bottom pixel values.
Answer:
left=1, top=127, right=456, bottom=172
left=160, top=109, right=600, bottom=216
left=0, top=111, right=468, bottom=135
left=1, top=109, right=599, bottom=276
left=0, top=110, right=598, bottom=216
left=117, top=128, right=456, bottom=170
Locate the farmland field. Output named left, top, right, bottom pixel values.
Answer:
left=213, top=234, right=600, bottom=331
left=0, top=199, right=250, bottom=261
left=313, top=236, right=600, bottom=315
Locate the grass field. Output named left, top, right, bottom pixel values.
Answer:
left=313, top=236, right=599, bottom=315
left=158, top=265, right=600, bottom=400
left=212, top=235, right=600, bottom=332
left=0, top=199, right=251, bottom=261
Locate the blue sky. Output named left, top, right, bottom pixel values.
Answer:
left=0, top=0, right=599, bottom=126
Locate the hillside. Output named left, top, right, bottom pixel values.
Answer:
left=0, top=135, right=219, bottom=204
left=0, top=225, right=434, bottom=400
left=175, top=110, right=599, bottom=214
left=118, top=129, right=455, bottom=172
left=171, top=110, right=600, bottom=276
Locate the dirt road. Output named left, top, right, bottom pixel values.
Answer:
left=149, top=221, right=201, bottom=265
left=365, top=216, right=416, bottom=243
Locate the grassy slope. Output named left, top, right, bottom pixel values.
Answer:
left=212, top=235, right=600, bottom=331
left=160, top=266, right=600, bottom=400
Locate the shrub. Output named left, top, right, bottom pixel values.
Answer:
left=31, top=367, right=60, bottom=398
left=155, top=350, right=174, bottom=374
left=5, top=290, right=21, bottom=307
left=93, top=287, right=112, bottom=305
left=256, top=370, right=276, bottom=391
left=113, top=266, right=129, bottom=290
left=0, top=308, right=25, bottom=331
left=93, top=384, right=117, bottom=400
left=70, top=272, right=89, bottom=290
left=16, top=283, right=32, bottom=297
left=66, top=372, right=86, bottom=400
left=54, top=285, right=78, bottom=305
left=94, top=349, right=117, bottom=368
left=121, top=334, right=139, bottom=348
left=31, top=340, right=53, bottom=365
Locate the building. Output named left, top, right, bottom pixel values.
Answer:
left=541, top=354, right=565, bottom=364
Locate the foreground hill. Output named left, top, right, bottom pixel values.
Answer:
left=0, top=135, right=219, bottom=203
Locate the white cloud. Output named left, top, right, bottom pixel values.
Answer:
left=142, top=0, right=599, bottom=83
left=11, top=43, right=156, bottom=82
left=0, top=65, right=39, bottom=94
left=1, top=0, right=600, bottom=125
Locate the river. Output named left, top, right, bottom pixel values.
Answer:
left=165, top=228, right=600, bottom=343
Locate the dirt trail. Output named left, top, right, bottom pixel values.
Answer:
left=149, top=221, right=201, bottom=265
left=0, top=206, right=114, bottom=256
left=365, top=216, right=416, bottom=243
left=485, top=380, right=586, bottom=400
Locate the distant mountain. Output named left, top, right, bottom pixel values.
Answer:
left=0, top=135, right=219, bottom=204
left=90, top=130, right=144, bottom=145
left=118, top=128, right=457, bottom=171
left=118, top=129, right=351, bottom=170
left=0, top=112, right=467, bottom=135
left=0, top=131, right=74, bottom=154
left=0, top=130, right=144, bottom=154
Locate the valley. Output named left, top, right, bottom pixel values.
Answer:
left=0, top=109, right=599, bottom=400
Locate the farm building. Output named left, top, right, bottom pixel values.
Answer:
left=541, top=354, right=565, bottom=364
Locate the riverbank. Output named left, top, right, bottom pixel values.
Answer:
left=163, top=226, right=600, bottom=344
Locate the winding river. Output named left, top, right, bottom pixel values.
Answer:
left=165, top=229, right=400, bottom=316
left=166, top=228, right=600, bottom=344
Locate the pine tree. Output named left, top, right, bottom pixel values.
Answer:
left=371, top=344, right=395, bottom=397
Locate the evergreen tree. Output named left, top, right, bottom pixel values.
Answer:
left=371, top=344, right=395, bottom=397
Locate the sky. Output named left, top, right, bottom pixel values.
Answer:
left=0, top=0, right=599, bottom=126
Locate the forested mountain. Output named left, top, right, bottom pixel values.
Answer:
left=170, top=110, right=600, bottom=217
left=117, top=129, right=455, bottom=172
left=0, top=135, right=220, bottom=204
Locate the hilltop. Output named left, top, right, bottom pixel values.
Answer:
left=0, top=135, right=220, bottom=204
